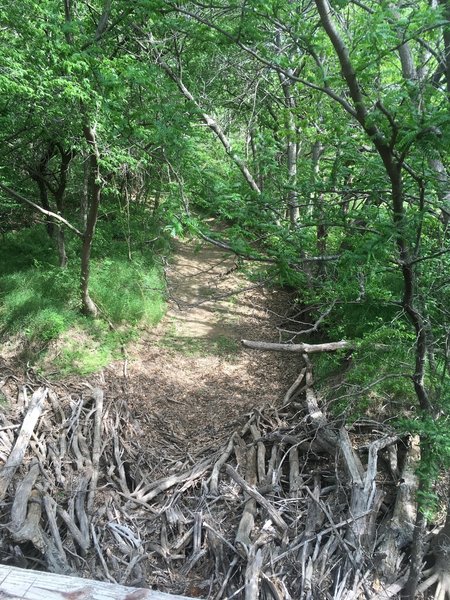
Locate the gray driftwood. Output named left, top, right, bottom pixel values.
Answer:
left=0, top=387, right=47, bottom=501
left=241, top=339, right=350, bottom=352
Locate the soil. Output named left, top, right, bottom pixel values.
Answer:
left=100, top=238, right=300, bottom=458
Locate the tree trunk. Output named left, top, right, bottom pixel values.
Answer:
left=312, top=141, right=326, bottom=256
left=29, top=144, right=56, bottom=238
left=56, top=227, right=68, bottom=268
left=439, top=0, right=450, bottom=100
left=81, top=154, right=89, bottom=229
left=52, top=147, right=73, bottom=268
left=34, top=177, right=54, bottom=238
left=280, top=74, right=299, bottom=226
left=429, top=157, right=450, bottom=226
left=81, top=124, right=101, bottom=317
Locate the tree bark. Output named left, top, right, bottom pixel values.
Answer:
left=29, top=143, right=56, bottom=238
left=81, top=124, right=101, bottom=317
left=29, top=143, right=73, bottom=266
left=279, top=71, right=299, bottom=226
left=438, top=0, right=450, bottom=100
left=52, top=146, right=73, bottom=268
left=312, top=141, right=326, bottom=256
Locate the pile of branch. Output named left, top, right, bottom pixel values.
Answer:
left=0, top=359, right=444, bottom=599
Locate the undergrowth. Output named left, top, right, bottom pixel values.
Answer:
left=160, top=325, right=240, bottom=359
left=0, top=219, right=167, bottom=375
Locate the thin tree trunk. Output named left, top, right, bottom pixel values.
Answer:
left=312, top=141, right=326, bottom=255
left=34, top=177, right=54, bottom=238
left=81, top=124, right=101, bottom=317
left=401, top=496, right=428, bottom=599
left=52, top=147, right=73, bottom=268
left=275, top=26, right=299, bottom=227
left=280, top=75, right=299, bottom=226
left=438, top=0, right=450, bottom=99
left=249, top=129, right=263, bottom=193
left=30, top=143, right=56, bottom=238
left=56, top=228, right=68, bottom=269
left=81, top=155, right=89, bottom=229
left=429, top=157, right=450, bottom=225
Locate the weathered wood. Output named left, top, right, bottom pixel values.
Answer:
left=244, top=547, right=263, bottom=600
left=132, top=457, right=211, bottom=503
left=11, top=489, right=45, bottom=551
left=210, top=433, right=235, bottom=496
left=283, top=367, right=306, bottom=405
left=88, top=387, right=104, bottom=512
left=241, top=339, right=350, bottom=353
left=225, top=464, right=288, bottom=532
left=379, top=436, right=420, bottom=581
left=339, top=429, right=398, bottom=562
left=0, top=387, right=47, bottom=501
left=0, top=363, right=428, bottom=599
left=0, top=564, right=198, bottom=599
left=10, top=459, right=40, bottom=531
left=234, top=444, right=258, bottom=556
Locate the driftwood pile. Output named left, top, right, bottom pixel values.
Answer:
left=0, top=358, right=443, bottom=599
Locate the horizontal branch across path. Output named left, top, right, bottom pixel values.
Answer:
left=241, top=340, right=350, bottom=353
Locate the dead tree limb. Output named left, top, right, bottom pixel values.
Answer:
left=0, top=183, right=83, bottom=237
left=241, top=339, right=350, bottom=353
left=0, top=388, right=47, bottom=501
left=379, top=436, right=420, bottom=582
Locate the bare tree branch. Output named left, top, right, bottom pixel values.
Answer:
left=241, top=339, right=350, bottom=353
left=0, top=183, right=83, bottom=237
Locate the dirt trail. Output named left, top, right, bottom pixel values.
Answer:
left=106, top=237, right=300, bottom=455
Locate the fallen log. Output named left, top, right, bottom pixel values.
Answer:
left=0, top=564, right=199, bottom=600
left=241, top=339, right=350, bottom=353
left=0, top=387, right=47, bottom=501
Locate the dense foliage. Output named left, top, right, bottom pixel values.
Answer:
left=1, top=1, right=450, bottom=591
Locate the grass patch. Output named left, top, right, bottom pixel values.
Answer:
left=160, top=326, right=240, bottom=358
left=90, top=257, right=165, bottom=325
left=51, top=322, right=137, bottom=376
left=0, top=223, right=167, bottom=375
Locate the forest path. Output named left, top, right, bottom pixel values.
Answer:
left=105, top=236, right=300, bottom=456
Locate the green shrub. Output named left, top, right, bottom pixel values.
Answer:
left=0, top=224, right=167, bottom=374
left=90, top=258, right=165, bottom=324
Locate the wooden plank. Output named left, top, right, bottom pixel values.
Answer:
left=0, top=565, right=200, bottom=600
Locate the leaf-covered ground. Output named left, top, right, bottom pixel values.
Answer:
left=104, top=237, right=300, bottom=457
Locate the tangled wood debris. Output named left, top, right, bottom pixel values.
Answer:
left=0, top=358, right=444, bottom=599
